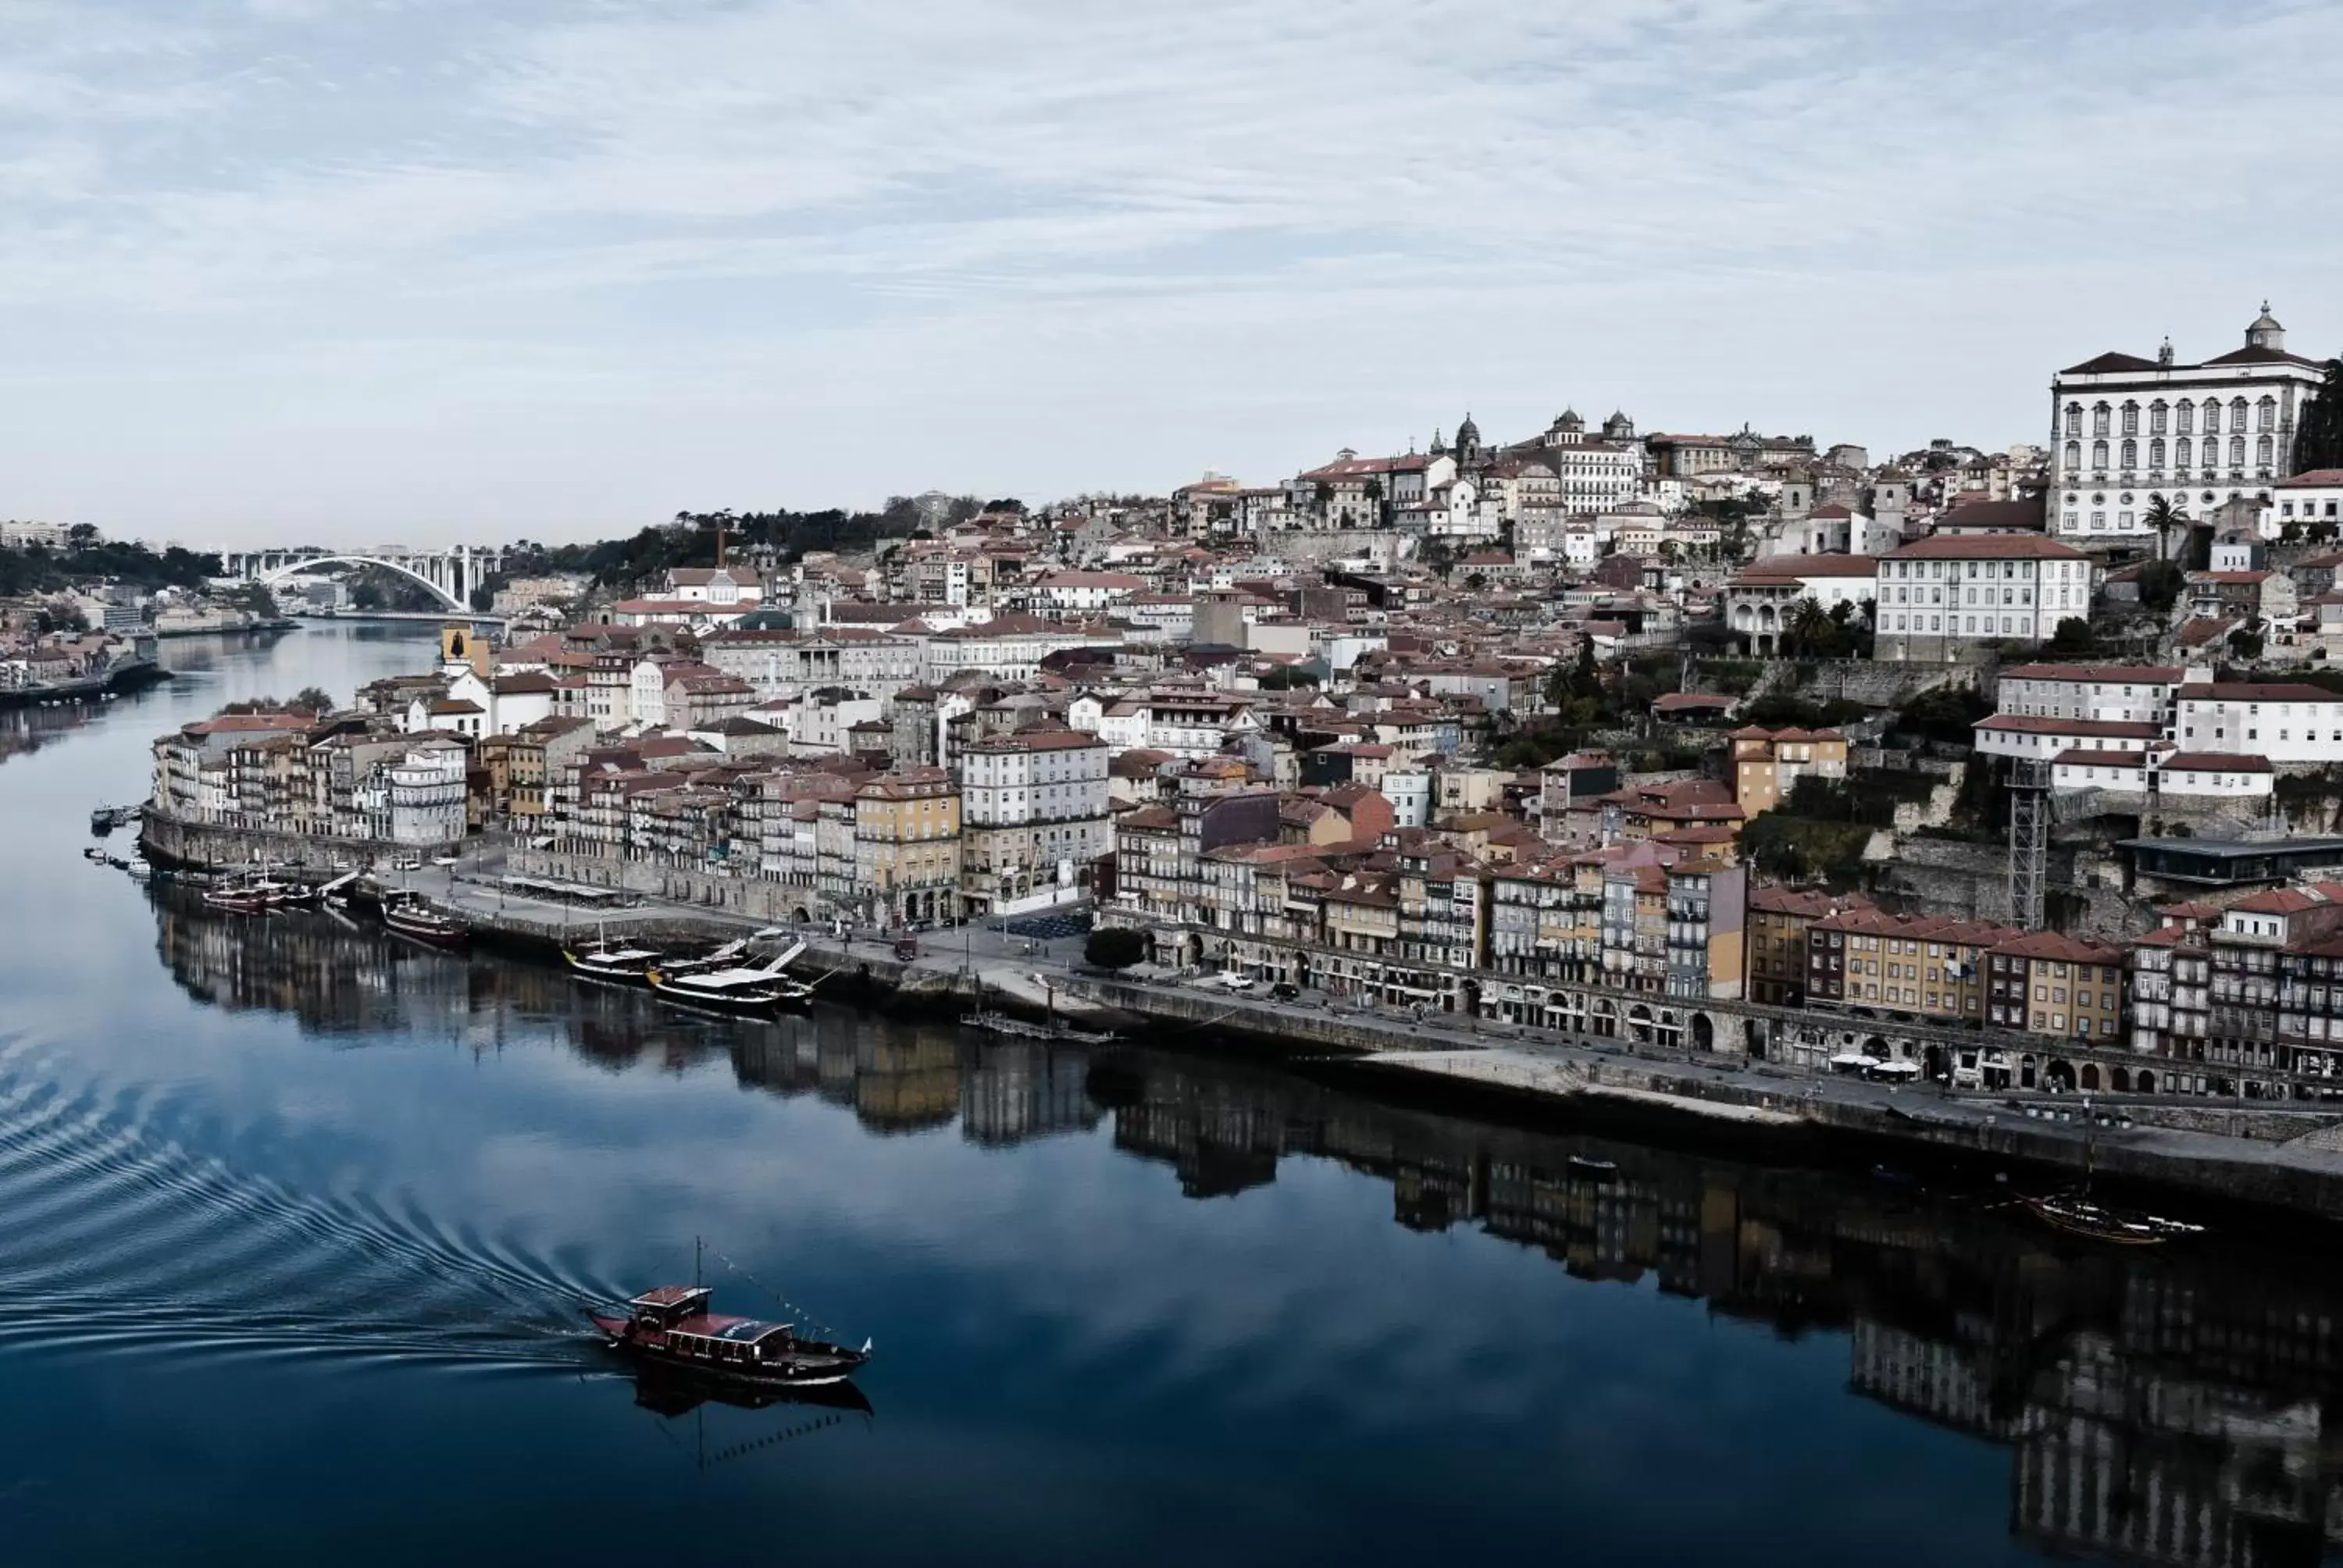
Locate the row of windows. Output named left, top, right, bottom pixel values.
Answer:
left=2067, top=397, right=2275, bottom=439
left=1888, top=614, right=2038, bottom=635
left=1892, top=586, right=2067, bottom=607
left=2064, top=436, right=2272, bottom=471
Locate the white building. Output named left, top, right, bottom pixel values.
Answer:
left=1725, top=554, right=1878, bottom=655
left=2047, top=305, right=2327, bottom=543
left=1974, top=715, right=2167, bottom=763
left=924, top=614, right=1122, bottom=684
left=958, top=729, right=1111, bottom=914
left=1993, top=663, right=2195, bottom=723
left=1872, top=535, right=2093, bottom=662
left=701, top=627, right=923, bottom=704
left=1535, top=410, right=1643, bottom=511
left=2173, top=682, right=2343, bottom=764
left=1031, top=571, right=1144, bottom=616
left=2272, top=469, right=2343, bottom=532
left=387, top=747, right=466, bottom=845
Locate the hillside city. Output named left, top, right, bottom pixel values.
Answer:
left=62, top=301, right=2343, bottom=1107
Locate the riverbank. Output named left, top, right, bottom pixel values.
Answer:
left=0, top=654, right=170, bottom=711
left=137, top=816, right=2343, bottom=1223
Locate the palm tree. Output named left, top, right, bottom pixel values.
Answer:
left=1782, top=597, right=1834, bottom=658
left=2143, top=494, right=2191, bottom=563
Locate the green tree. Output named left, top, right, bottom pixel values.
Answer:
left=291, top=686, right=336, bottom=713
left=2043, top=617, right=2099, bottom=657
left=1085, top=927, right=1149, bottom=970
left=2295, top=358, right=2343, bottom=474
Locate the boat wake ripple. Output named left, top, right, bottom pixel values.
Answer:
left=0, top=1039, right=618, bottom=1377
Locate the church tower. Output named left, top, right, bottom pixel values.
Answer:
left=440, top=622, right=488, bottom=679
left=2247, top=301, right=2286, bottom=352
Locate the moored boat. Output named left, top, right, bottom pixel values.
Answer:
left=205, top=877, right=281, bottom=914
left=382, top=890, right=467, bottom=946
left=645, top=942, right=810, bottom=1012
left=2022, top=1192, right=2203, bottom=1245
left=563, top=936, right=663, bottom=985
left=587, top=1284, right=870, bottom=1387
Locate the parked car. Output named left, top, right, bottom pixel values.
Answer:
left=1269, top=982, right=1300, bottom=1000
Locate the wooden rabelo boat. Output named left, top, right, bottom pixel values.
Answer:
left=587, top=1285, right=870, bottom=1386
left=381, top=889, right=467, bottom=946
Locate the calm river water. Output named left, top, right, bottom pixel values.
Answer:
left=4, top=624, right=2341, bottom=1566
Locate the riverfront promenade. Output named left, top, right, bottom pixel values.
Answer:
left=135, top=818, right=2343, bottom=1219
left=321, top=842, right=2343, bottom=1221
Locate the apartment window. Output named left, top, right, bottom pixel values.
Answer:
left=2091, top=440, right=2108, bottom=469
left=2176, top=437, right=2192, bottom=469
left=2122, top=403, right=2139, bottom=436
left=2150, top=401, right=2168, bottom=435
left=2093, top=405, right=2110, bottom=438
left=2231, top=437, right=2247, bottom=469
left=2259, top=397, right=2276, bottom=433
left=2258, top=435, right=2274, bottom=468
left=2203, top=402, right=2221, bottom=435
left=2120, top=438, right=2138, bottom=469
left=2149, top=438, right=2165, bottom=469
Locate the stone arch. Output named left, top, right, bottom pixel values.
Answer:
left=1692, top=1013, right=1716, bottom=1053
left=1863, top=1034, right=1889, bottom=1061
left=2080, top=1064, right=2101, bottom=1092
left=793, top=906, right=811, bottom=924
left=1628, top=1003, right=1655, bottom=1044
left=1746, top=1019, right=1768, bottom=1060
left=1591, top=997, right=1618, bottom=1038
left=2046, top=1059, right=2077, bottom=1092
left=2020, top=1053, right=2039, bottom=1089
left=257, top=553, right=469, bottom=613
left=2136, top=1069, right=2156, bottom=1095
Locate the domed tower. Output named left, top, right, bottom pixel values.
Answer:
left=2248, top=301, right=2285, bottom=352
left=1555, top=408, right=1585, bottom=435
left=1455, top=412, right=1482, bottom=468
left=1603, top=409, right=1635, bottom=440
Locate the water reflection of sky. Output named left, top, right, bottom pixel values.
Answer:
left=0, top=629, right=2316, bottom=1566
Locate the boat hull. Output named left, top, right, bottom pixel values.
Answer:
left=384, top=911, right=467, bottom=946
left=585, top=1312, right=869, bottom=1387
left=563, top=951, right=654, bottom=985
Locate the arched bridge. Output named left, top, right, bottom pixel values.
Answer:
left=219, top=545, right=505, bottom=615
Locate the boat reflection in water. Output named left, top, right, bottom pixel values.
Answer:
left=148, top=891, right=2343, bottom=1565
left=620, top=1361, right=872, bottom=1474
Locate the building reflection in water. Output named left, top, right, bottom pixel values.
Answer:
left=0, top=703, right=98, bottom=769
left=154, top=896, right=2343, bottom=1567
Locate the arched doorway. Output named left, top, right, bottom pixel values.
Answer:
left=2046, top=1060, right=2077, bottom=1093
left=1863, top=1035, right=1890, bottom=1063
left=1747, top=1020, right=1769, bottom=1060
left=2020, top=1054, right=2040, bottom=1090
left=2081, top=1064, right=2101, bottom=1091
left=1692, top=1014, right=1715, bottom=1053
left=2113, top=1067, right=2131, bottom=1092
left=1924, top=1044, right=1948, bottom=1084
left=2137, top=1070, right=2156, bottom=1095
left=1628, top=1004, right=1655, bottom=1045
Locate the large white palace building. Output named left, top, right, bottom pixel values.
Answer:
left=2047, top=305, right=2328, bottom=543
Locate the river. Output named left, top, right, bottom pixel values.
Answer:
left=3, top=623, right=2341, bottom=1566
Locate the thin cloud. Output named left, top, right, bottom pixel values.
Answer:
left=0, top=0, right=2336, bottom=539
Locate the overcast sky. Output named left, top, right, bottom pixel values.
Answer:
left=2, top=0, right=2338, bottom=547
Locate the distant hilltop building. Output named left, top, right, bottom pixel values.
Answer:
left=2048, top=303, right=2329, bottom=545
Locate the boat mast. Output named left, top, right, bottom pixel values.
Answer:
left=695, top=1235, right=703, bottom=1290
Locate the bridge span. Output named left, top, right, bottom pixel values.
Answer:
left=219, top=545, right=506, bottom=615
